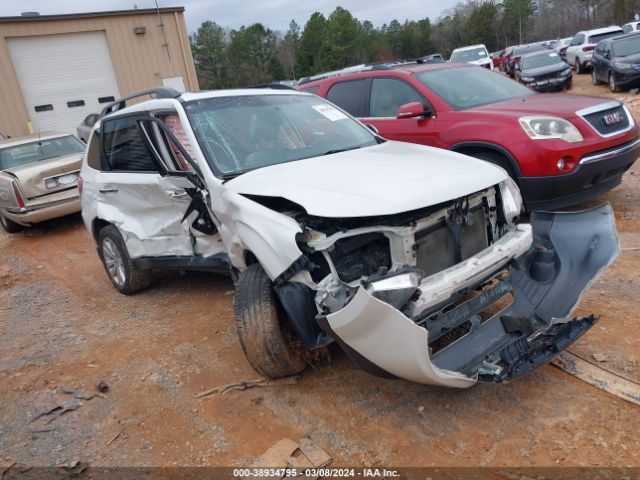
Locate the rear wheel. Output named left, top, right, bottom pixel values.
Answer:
left=609, top=72, right=620, bottom=92
left=97, top=225, right=152, bottom=294
left=592, top=68, right=600, bottom=85
left=0, top=213, right=23, bottom=233
left=575, top=59, right=582, bottom=74
left=234, top=263, right=309, bottom=379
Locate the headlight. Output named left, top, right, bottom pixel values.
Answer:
left=366, top=270, right=423, bottom=309
left=616, top=62, right=634, bottom=69
left=499, top=177, right=523, bottom=224
left=561, top=68, right=571, bottom=76
left=519, top=116, right=583, bottom=143
left=521, top=76, right=534, bottom=82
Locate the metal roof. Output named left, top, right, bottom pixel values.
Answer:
left=0, top=7, right=185, bottom=23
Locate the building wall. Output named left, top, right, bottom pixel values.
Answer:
left=0, top=9, right=198, bottom=137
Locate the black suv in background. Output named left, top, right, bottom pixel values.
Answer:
left=592, top=32, right=640, bottom=92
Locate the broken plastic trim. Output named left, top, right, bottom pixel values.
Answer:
left=322, top=204, right=620, bottom=387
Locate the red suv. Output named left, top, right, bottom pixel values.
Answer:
left=300, top=62, right=639, bottom=210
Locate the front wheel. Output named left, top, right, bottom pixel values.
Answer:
left=592, top=68, right=600, bottom=85
left=97, top=225, right=152, bottom=294
left=234, top=263, right=309, bottom=379
left=609, top=72, right=620, bottom=92
left=0, top=212, right=23, bottom=233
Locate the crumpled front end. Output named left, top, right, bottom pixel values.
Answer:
left=318, top=204, right=619, bottom=387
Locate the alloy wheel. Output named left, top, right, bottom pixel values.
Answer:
left=102, top=237, right=126, bottom=288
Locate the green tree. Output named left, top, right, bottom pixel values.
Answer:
left=297, top=12, right=327, bottom=76
left=319, top=7, right=363, bottom=70
left=501, top=0, right=536, bottom=45
left=227, top=23, right=280, bottom=86
left=191, top=20, right=227, bottom=88
left=463, top=2, right=500, bottom=51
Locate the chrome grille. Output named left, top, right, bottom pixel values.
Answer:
left=582, top=105, right=630, bottom=136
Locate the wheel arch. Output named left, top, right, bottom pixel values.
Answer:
left=449, top=141, right=522, bottom=177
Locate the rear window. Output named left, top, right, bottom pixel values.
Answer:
left=613, top=35, right=640, bottom=57
left=450, top=47, right=488, bottom=62
left=589, top=30, right=623, bottom=43
left=416, top=66, right=533, bottom=110
left=0, top=136, right=84, bottom=170
left=326, top=79, right=367, bottom=116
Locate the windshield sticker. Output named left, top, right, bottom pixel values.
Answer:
left=313, top=104, right=347, bottom=121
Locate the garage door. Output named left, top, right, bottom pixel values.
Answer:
left=7, top=31, right=120, bottom=134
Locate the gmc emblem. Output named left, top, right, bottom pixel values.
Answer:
left=603, top=112, right=624, bottom=125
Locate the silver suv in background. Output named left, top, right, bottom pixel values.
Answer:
left=80, top=87, right=619, bottom=388
left=449, top=44, right=493, bottom=70
left=565, top=26, right=623, bottom=73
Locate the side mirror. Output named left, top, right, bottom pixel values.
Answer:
left=397, top=102, right=433, bottom=119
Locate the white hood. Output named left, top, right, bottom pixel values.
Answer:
left=226, top=141, right=507, bottom=218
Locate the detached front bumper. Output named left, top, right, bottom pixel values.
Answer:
left=319, top=204, right=619, bottom=388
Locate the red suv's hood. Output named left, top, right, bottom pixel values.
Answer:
left=470, top=94, right=618, bottom=119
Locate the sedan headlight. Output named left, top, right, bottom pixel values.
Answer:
left=499, top=177, right=523, bottom=224
left=521, top=76, right=534, bottom=82
left=519, top=116, right=583, bottom=143
left=366, top=270, right=423, bottom=309
left=616, top=62, right=635, bottom=70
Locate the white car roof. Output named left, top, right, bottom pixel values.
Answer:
left=578, top=26, right=623, bottom=36
left=452, top=44, right=487, bottom=52
left=104, top=88, right=311, bottom=119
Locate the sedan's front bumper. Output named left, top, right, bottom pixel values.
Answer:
left=319, top=204, right=619, bottom=387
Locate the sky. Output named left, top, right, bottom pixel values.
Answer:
left=0, top=0, right=460, bottom=33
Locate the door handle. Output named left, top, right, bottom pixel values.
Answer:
left=170, top=189, right=190, bottom=200
left=99, top=184, right=119, bottom=193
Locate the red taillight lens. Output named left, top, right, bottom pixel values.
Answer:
left=77, top=176, right=84, bottom=195
left=560, top=47, right=568, bottom=54
left=12, top=182, right=25, bottom=209
left=514, top=57, right=521, bottom=63
left=583, top=45, right=595, bottom=52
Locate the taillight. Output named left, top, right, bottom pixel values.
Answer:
left=12, top=182, right=25, bottom=209
left=583, top=45, right=595, bottom=52
left=560, top=47, right=568, bottom=54
left=77, top=176, right=84, bottom=195
left=514, top=57, right=521, bottom=63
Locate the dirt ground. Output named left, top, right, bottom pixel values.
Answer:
left=1, top=73, right=640, bottom=472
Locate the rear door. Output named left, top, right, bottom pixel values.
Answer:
left=87, top=113, right=203, bottom=259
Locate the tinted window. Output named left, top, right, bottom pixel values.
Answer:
left=102, top=117, right=158, bottom=172
left=588, top=31, right=623, bottom=43
left=301, top=86, right=320, bottom=95
left=613, top=35, right=640, bottom=57
left=326, top=80, right=367, bottom=116
left=369, top=78, right=425, bottom=117
left=0, top=136, right=84, bottom=170
left=416, top=66, right=533, bottom=110
left=86, top=131, right=101, bottom=170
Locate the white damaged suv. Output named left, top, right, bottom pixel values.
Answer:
left=80, top=87, right=620, bottom=388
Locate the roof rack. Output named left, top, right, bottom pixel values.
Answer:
left=101, top=87, right=182, bottom=116
left=297, top=55, right=444, bottom=85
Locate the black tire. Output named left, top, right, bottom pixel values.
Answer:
left=0, top=212, right=23, bottom=233
left=609, top=72, right=620, bottom=93
left=575, top=59, right=582, bottom=74
left=466, top=150, right=518, bottom=180
left=97, top=225, right=152, bottom=294
left=234, top=263, right=309, bottom=379
left=592, top=68, right=600, bottom=85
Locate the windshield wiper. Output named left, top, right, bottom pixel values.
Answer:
left=323, top=145, right=362, bottom=156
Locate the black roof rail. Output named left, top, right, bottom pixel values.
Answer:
left=101, top=87, right=182, bottom=116
left=247, top=83, right=297, bottom=90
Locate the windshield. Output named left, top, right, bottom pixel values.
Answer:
left=522, top=52, right=564, bottom=69
left=184, top=94, right=378, bottom=178
left=450, top=47, right=487, bottom=62
left=415, top=66, right=533, bottom=110
left=613, top=36, right=640, bottom=57
left=588, top=31, right=623, bottom=43
left=0, top=136, right=84, bottom=170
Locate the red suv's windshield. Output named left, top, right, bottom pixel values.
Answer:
left=415, top=66, right=533, bottom=110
